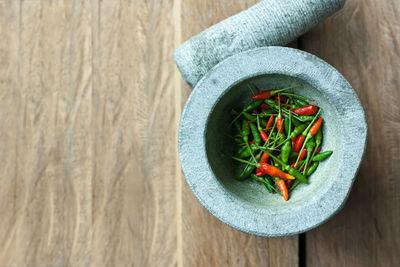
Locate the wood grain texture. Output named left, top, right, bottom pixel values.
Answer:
left=180, top=1, right=298, bottom=266
left=301, top=0, right=400, bottom=266
left=0, top=1, right=93, bottom=266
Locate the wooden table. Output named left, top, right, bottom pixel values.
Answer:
left=0, top=0, right=398, bottom=266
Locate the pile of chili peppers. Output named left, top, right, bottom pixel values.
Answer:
left=231, top=84, right=333, bottom=201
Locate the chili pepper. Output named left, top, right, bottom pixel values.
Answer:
left=293, top=135, right=305, bottom=152
left=236, top=144, right=258, bottom=158
left=255, top=152, right=270, bottom=174
left=237, top=164, right=256, bottom=180
left=277, top=118, right=284, bottom=133
left=276, top=179, right=289, bottom=201
left=249, top=141, right=255, bottom=145
left=260, top=163, right=294, bottom=180
left=315, top=145, right=321, bottom=154
left=290, top=151, right=299, bottom=158
left=264, top=152, right=309, bottom=184
left=292, top=117, right=302, bottom=127
left=312, top=151, right=333, bottom=162
left=231, top=100, right=264, bottom=124
left=297, top=115, right=314, bottom=121
left=283, top=103, right=298, bottom=109
left=302, top=138, right=316, bottom=174
left=294, top=104, right=318, bottom=115
left=294, top=110, right=322, bottom=165
left=260, top=131, right=268, bottom=142
left=294, top=98, right=309, bottom=107
left=306, top=162, right=319, bottom=176
left=298, top=149, right=307, bottom=162
left=310, top=118, right=323, bottom=135
left=260, top=103, right=270, bottom=110
left=266, top=115, right=274, bottom=129
left=250, top=122, right=261, bottom=145
left=284, top=118, right=291, bottom=135
left=241, top=119, right=250, bottom=140
left=281, top=140, right=291, bottom=164
left=251, top=85, right=301, bottom=100
left=288, top=123, right=307, bottom=139
left=243, top=112, right=257, bottom=122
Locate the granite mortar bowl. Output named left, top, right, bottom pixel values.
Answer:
left=178, top=47, right=367, bottom=237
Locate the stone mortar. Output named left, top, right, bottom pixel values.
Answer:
left=178, top=47, right=367, bottom=237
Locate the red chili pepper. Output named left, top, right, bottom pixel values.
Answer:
left=315, top=145, right=321, bottom=154
left=266, top=115, right=274, bottom=130
left=277, top=118, right=284, bottom=133
left=294, top=105, right=318, bottom=115
left=255, top=152, right=270, bottom=174
left=249, top=141, right=255, bottom=145
left=255, top=171, right=263, bottom=177
left=293, top=135, right=305, bottom=152
left=260, top=103, right=270, bottom=110
left=260, top=131, right=268, bottom=142
left=299, top=149, right=307, bottom=162
left=276, top=179, right=289, bottom=201
left=286, top=179, right=293, bottom=189
left=259, top=163, right=294, bottom=180
left=291, top=162, right=299, bottom=169
left=310, top=118, right=323, bottom=135
left=252, top=91, right=271, bottom=100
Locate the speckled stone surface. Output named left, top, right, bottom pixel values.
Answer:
left=178, top=47, right=367, bottom=237
left=174, top=0, right=345, bottom=88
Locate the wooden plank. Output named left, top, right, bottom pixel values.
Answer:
left=0, top=1, right=93, bottom=266
left=301, top=0, right=400, bottom=266
left=91, top=0, right=178, bottom=266
left=179, top=1, right=299, bottom=266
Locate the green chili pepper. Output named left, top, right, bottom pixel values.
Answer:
left=244, top=100, right=264, bottom=112
left=306, top=162, right=319, bottom=176
left=294, top=98, right=309, bottom=107
left=284, top=118, right=291, bottom=135
left=297, top=115, right=314, bottom=121
left=292, top=117, right=302, bottom=127
left=303, top=137, right=316, bottom=174
left=236, top=144, right=258, bottom=158
left=315, top=128, right=322, bottom=146
left=288, top=123, right=307, bottom=139
left=287, top=167, right=308, bottom=184
left=243, top=112, right=257, bottom=122
left=237, top=164, right=256, bottom=180
left=281, top=140, right=291, bottom=164
left=250, top=122, right=261, bottom=145
left=241, top=120, right=250, bottom=140
left=312, top=151, right=333, bottom=162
